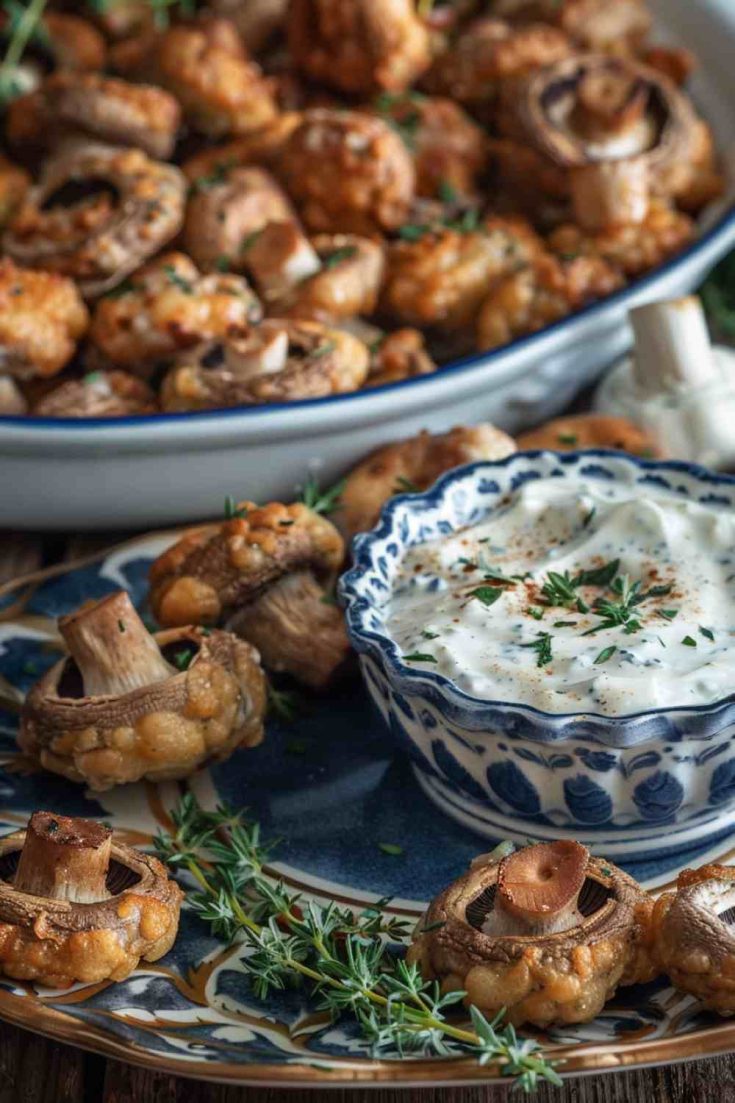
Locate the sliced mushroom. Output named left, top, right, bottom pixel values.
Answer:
left=32, top=370, right=157, bottom=419
left=517, top=412, right=661, bottom=456
left=364, top=327, right=438, bottom=389
left=7, top=73, right=181, bottom=160
left=653, top=864, right=735, bottom=1015
left=337, top=423, right=516, bottom=540
left=382, top=215, right=543, bottom=332
left=20, top=590, right=266, bottom=789
left=183, top=166, right=298, bottom=273
left=0, top=810, right=182, bottom=987
left=3, top=144, right=186, bottom=300
left=408, top=841, right=656, bottom=1027
left=150, top=502, right=348, bottom=688
left=160, top=319, right=370, bottom=410
left=288, top=0, right=432, bottom=95
left=112, top=18, right=278, bottom=139
left=276, top=109, right=416, bottom=235
left=0, top=259, right=88, bottom=380
left=87, top=252, right=262, bottom=375
left=269, top=233, right=386, bottom=322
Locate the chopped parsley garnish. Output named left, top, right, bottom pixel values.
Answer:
left=118, top=619, right=126, bottom=633
left=469, top=586, right=503, bottom=608
left=394, top=475, right=421, bottom=493
left=553, top=620, right=577, bottom=628
left=267, top=681, right=304, bottom=724
left=191, top=159, right=235, bottom=192
left=438, top=179, right=458, bottom=204
left=700, top=626, right=715, bottom=641
left=224, top=496, right=248, bottom=520
left=422, top=629, right=440, bottom=640
left=323, top=245, right=358, bottom=270
left=583, top=507, right=596, bottom=528
left=163, top=265, right=193, bottom=293
left=594, top=645, right=617, bottom=665
left=299, top=474, right=345, bottom=516
left=584, top=576, right=673, bottom=636
left=172, top=648, right=194, bottom=671
left=241, top=229, right=263, bottom=253
left=312, top=341, right=336, bottom=359
left=398, top=223, right=429, bottom=242
left=682, top=636, right=697, bottom=648
left=403, top=651, right=437, bottom=663
left=378, top=842, right=403, bottom=856
left=527, top=606, right=544, bottom=620
left=557, top=432, right=578, bottom=445
left=541, top=570, right=586, bottom=611
left=657, top=608, right=679, bottom=621
left=83, top=371, right=103, bottom=386
left=215, top=255, right=231, bottom=272
left=574, top=560, right=620, bottom=588
left=521, top=632, right=553, bottom=668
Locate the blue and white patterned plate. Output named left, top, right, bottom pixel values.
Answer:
left=1, top=533, right=735, bottom=1086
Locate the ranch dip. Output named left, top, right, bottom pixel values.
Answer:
left=387, top=476, right=735, bottom=715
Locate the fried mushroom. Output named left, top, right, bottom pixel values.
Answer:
left=288, top=0, right=431, bottom=95
left=20, top=591, right=266, bottom=789
left=150, top=502, right=348, bottom=688
left=32, top=370, right=156, bottom=418
left=0, top=260, right=88, bottom=380
left=408, top=841, right=655, bottom=1027
left=0, top=811, right=182, bottom=988
left=7, top=73, right=181, bottom=160
left=653, top=865, right=735, bottom=1015
left=208, top=0, right=289, bottom=54
left=113, top=18, right=278, bottom=139
left=160, top=319, right=370, bottom=409
left=490, top=0, right=652, bottom=56
left=477, top=251, right=623, bottom=349
left=0, top=11, right=105, bottom=100
left=276, top=109, right=416, bottom=235
left=3, top=144, right=186, bottom=299
left=87, top=252, right=262, bottom=375
left=382, top=216, right=543, bottom=331
left=0, top=376, right=26, bottom=415
left=273, top=234, right=385, bottom=322
left=337, top=423, right=516, bottom=539
left=364, top=327, right=438, bottom=388
left=0, top=157, right=29, bottom=230
left=517, top=412, right=661, bottom=455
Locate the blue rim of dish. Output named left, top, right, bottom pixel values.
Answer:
left=3, top=202, right=735, bottom=430
left=339, top=449, right=735, bottom=747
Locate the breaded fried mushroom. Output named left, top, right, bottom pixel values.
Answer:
left=408, top=842, right=655, bottom=1027
left=338, top=423, right=516, bottom=538
left=7, top=73, right=181, bottom=160
left=0, top=260, right=88, bottom=380
left=32, top=371, right=156, bottom=419
left=3, top=145, right=186, bottom=299
left=182, top=114, right=301, bottom=186
left=88, top=253, right=262, bottom=375
left=160, top=319, right=370, bottom=410
left=517, top=413, right=661, bottom=456
left=274, top=234, right=385, bottom=322
left=288, top=0, right=431, bottom=95
left=0, top=810, right=182, bottom=987
left=277, top=109, right=416, bottom=235
left=20, top=591, right=266, bottom=789
left=365, top=328, right=437, bottom=388
left=150, top=502, right=348, bottom=688
left=209, top=0, right=288, bottom=54
left=491, top=0, right=651, bottom=56
left=0, top=11, right=105, bottom=99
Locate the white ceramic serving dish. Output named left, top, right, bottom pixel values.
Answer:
left=2, top=0, right=735, bottom=531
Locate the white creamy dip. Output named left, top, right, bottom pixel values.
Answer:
left=387, top=477, right=735, bottom=716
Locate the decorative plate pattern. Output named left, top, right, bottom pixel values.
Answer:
left=1, top=534, right=735, bottom=1086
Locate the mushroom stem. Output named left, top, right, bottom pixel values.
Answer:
left=14, top=811, right=111, bottom=903
left=483, top=841, right=588, bottom=936
left=570, top=157, right=649, bottom=231
left=572, top=69, right=649, bottom=140
left=630, top=296, right=718, bottom=393
left=59, top=590, right=174, bottom=698
left=245, top=221, right=322, bottom=300
left=0, top=375, right=27, bottom=415
left=227, top=325, right=290, bottom=379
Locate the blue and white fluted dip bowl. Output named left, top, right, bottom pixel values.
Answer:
left=340, top=451, right=735, bottom=860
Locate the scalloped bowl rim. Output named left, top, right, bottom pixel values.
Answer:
left=339, top=450, right=735, bottom=743
left=1, top=202, right=734, bottom=436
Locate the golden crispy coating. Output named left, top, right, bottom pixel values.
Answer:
left=182, top=114, right=302, bottom=185
left=160, top=319, right=370, bottom=410
left=382, top=215, right=543, bottom=331
left=0, top=260, right=88, bottom=380
left=20, top=626, right=265, bottom=788
left=275, top=234, right=385, bottom=322
left=113, top=19, right=278, bottom=139
left=7, top=73, right=181, bottom=160
left=487, top=136, right=570, bottom=218
left=338, top=424, right=516, bottom=539
left=88, top=253, right=262, bottom=374
left=184, top=166, right=296, bottom=272
left=374, top=92, right=488, bottom=200
left=209, top=0, right=288, bottom=54
left=41, top=12, right=107, bottom=71
left=288, top=0, right=431, bottom=95
left=365, top=328, right=437, bottom=388
left=477, top=251, right=623, bottom=349
left=0, top=157, right=29, bottom=230
left=492, top=0, right=651, bottom=55
left=423, top=17, right=573, bottom=115
left=32, top=370, right=156, bottom=418
left=3, top=145, right=186, bottom=300
left=517, top=413, right=661, bottom=456
left=548, top=200, right=695, bottom=278
left=277, top=109, right=416, bottom=235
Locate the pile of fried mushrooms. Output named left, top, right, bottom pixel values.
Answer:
left=0, top=0, right=722, bottom=417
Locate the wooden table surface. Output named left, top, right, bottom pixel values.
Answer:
left=0, top=529, right=729, bottom=1103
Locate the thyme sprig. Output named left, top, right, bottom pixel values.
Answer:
left=299, top=473, right=345, bottom=516
left=154, top=797, right=562, bottom=1091
left=0, top=0, right=48, bottom=104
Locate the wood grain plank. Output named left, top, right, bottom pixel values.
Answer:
left=0, top=1024, right=84, bottom=1103
left=0, top=534, right=43, bottom=586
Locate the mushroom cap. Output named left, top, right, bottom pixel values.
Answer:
left=19, top=625, right=266, bottom=789
left=160, top=319, right=370, bottom=411
left=338, top=424, right=516, bottom=540
left=517, top=413, right=662, bottom=456
left=150, top=501, right=345, bottom=628
left=408, top=845, right=655, bottom=1027
left=0, top=259, right=88, bottom=380
left=653, top=865, right=735, bottom=1015
left=275, top=234, right=386, bottom=323
left=365, top=327, right=437, bottom=389
left=3, top=144, right=186, bottom=299
left=0, top=822, right=182, bottom=987
left=32, top=370, right=156, bottom=418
